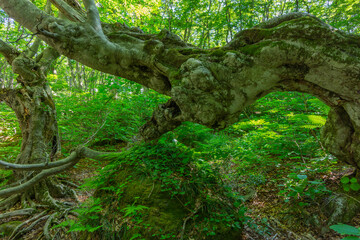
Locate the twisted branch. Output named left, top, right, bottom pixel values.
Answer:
left=0, top=147, right=110, bottom=198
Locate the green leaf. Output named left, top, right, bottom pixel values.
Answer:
left=88, top=225, right=103, bottom=232
left=350, top=178, right=358, bottom=183
left=341, top=177, right=350, bottom=184
left=350, top=183, right=360, bottom=191
left=130, top=233, right=142, bottom=240
left=297, top=175, right=308, bottom=180
left=342, top=237, right=360, bottom=240
left=344, top=185, right=351, bottom=192
left=330, top=224, right=360, bottom=235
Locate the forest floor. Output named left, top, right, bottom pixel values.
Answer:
left=1, top=92, right=360, bottom=239
left=0, top=139, right=358, bottom=239
left=241, top=164, right=359, bottom=240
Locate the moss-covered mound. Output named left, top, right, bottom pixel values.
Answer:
left=75, top=141, right=245, bottom=240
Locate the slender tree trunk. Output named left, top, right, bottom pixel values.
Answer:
left=225, top=0, right=233, bottom=42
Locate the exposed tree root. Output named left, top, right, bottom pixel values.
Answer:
left=9, top=210, right=48, bottom=240
left=0, top=194, right=20, bottom=211
left=44, top=212, right=58, bottom=240
left=0, top=208, right=35, bottom=220
left=0, top=182, right=82, bottom=240
left=60, top=179, right=80, bottom=189
left=0, top=147, right=110, bottom=239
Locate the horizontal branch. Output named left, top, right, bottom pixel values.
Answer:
left=0, top=152, right=76, bottom=171
left=0, top=146, right=111, bottom=198
left=0, top=153, right=79, bottom=198
left=0, top=146, right=108, bottom=171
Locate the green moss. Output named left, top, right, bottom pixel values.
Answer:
left=0, top=221, right=22, bottom=236
left=157, top=29, right=168, bottom=40
left=178, top=48, right=209, bottom=55
left=98, top=166, right=243, bottom=239
left=94, top=166, right=187, bottom=239
left=210, top=49, right=227, bottom=57
left=161, top=48, right=190, bottom=68
left=242, top=28, right=273, bottom=43
left=143, top=39, right=163, bottom=55
left=107, top=33, right=142, bottom=45
left=169, top=70, right=182, bottom=86
left=240, top=41, right=270, bottom=55
left=274, top=16, right=318, bottom=30
left=83, top=143, right=245, bottom=240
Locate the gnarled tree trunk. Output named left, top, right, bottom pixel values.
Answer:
left=1, top=1, right=359, bottom=171
left=0, top=42, right=74, bottom=209
left=4, top=85, right=60, bottom=166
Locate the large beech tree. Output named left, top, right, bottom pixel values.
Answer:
left=0, top=0, right=359, bottom=203
left=0, top=32, right=108, bottom=210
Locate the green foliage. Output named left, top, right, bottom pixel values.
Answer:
left=278, top=173, right=330, bottom=206
left=330, top=224, right=360, bottom=240
left=122, top=204, right=149, bottom=218
left=55, top=77, right=169, bottom=149
left=0, top=103, right=20, bottom=179
left=53, top=198, right=104, bottom=233
left=0, top=169, right=13, bottom=188
left=226, top=92, right=332, bottom=179
left=69, top=138, right=246, bottom=239
left=341, top=177, right=360, bottom=192
left=2, top=1, right=359, bottom=238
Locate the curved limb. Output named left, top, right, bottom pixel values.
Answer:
left=0, top=147, right=111, bottom=198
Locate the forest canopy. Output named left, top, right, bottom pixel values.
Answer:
left=0, top=0, right=360, bottom=239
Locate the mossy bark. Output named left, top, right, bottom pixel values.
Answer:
left=0, top=47, right=73, bottom=208
left=0, top=221, right=22, bottom=237
left=4, top=85, right=60, bottom=167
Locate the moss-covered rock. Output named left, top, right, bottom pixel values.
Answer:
left=78, top=142, right=245, bottom=240
left=323, top=194, right=360, bottom=226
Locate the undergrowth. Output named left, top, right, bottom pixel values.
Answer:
left=57, top=138, right=247, bottom=239
left=1, top=88, right=355, bottom=239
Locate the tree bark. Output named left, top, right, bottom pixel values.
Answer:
left=3, top=85, right=60, bottom=166
left=1, top=1, right=360, bottom=170
left=0, top=40, right=71, bottom=208
left=0, top=42, right=61, bottom=166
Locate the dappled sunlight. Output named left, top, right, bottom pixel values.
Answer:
left=0, top=0, right=359, bottom=239
left=0, top=103, right=21, bottom=161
